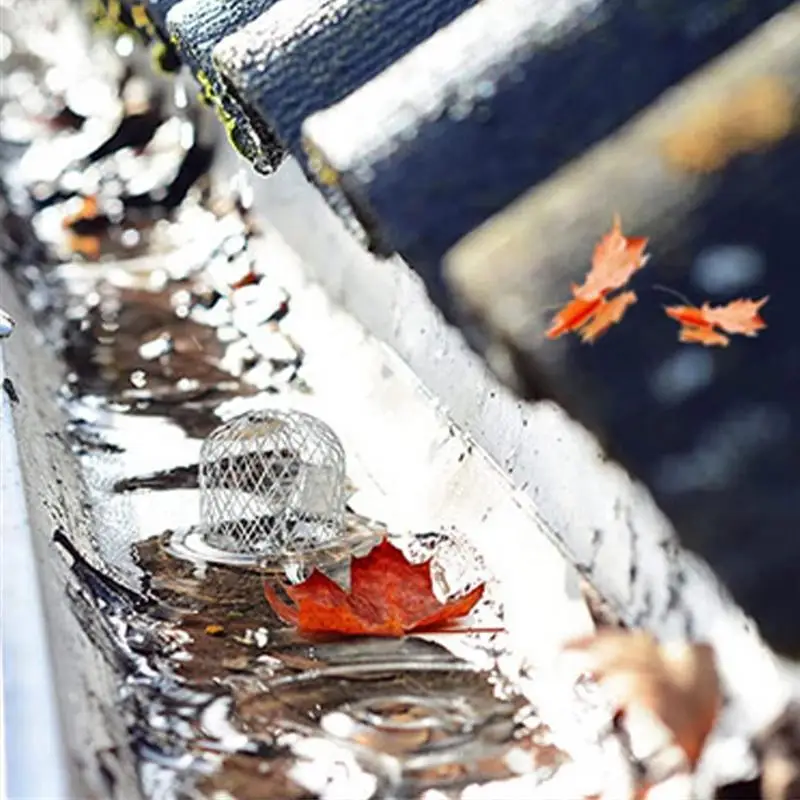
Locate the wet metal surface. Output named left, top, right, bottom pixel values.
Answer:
left=9, top=2, right=789, bottom=796
left=0, top=4, right=620, bottom=797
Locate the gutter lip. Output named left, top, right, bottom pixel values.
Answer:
left=1, top=345, right=72, bottom=800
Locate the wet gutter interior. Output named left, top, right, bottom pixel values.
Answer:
left=0, top=1, right=792, bottom=798
left=0, top=161, right=600, bottom=800
left=1, top=6, right=606, bottom=797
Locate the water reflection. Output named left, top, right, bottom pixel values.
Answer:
left=1, top=7, right=589, bottom=798
left=237, top=659, right=552, bottom=795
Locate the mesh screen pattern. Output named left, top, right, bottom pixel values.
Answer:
left=199, top=409, right=346, bottom=558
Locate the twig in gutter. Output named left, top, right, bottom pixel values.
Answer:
left=3, top=376, right=20, bottom=404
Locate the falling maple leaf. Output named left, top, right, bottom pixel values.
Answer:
left=578, top=214, right=650, bottom=300
left=564, top=631, right=721, bottom=770
left=263, top=537, right=485, bottom=637
left=547, top=215, right=648, bottom=342
left=547, top=289, right=638, bottom=343
left=546, top=291, right=605, bottom=340
left=665, top=296, right=768, bottom=347
left=701, top=296, right=769, bottom=335
left=579, top=291, right=638, bottom=344
left=678, top=325, right=729, bottom=348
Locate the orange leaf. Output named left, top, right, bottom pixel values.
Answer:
left=700, top=296, right=769, bottom=336
left=62, top=195, right=98, bottom=230
left=263, top=537, right=485, bottom=637
left=678, top=324, right=730, bottom=348
left=546, top=292, right=605, bottom=340
left=69, top=234, right=102, bottom=260
left=578, top=291, right=638, bottom=344
left=576, top=214, right=650, bottom=300
left=565, top=631, right=721, bottom=769
left=547, top=215, right=648, bottom=343
left=663, top=305, right=711, bottom=329
left=665, top=296, right=767, bottom=346
left=230, top=270, right=260, bottom=290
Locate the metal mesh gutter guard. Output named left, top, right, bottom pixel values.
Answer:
left=198, top=409, right=347, bottom=563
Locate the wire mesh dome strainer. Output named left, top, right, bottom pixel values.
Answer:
left=199, top=409, right=347, bottom=563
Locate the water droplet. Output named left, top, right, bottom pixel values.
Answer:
left=121, top=228, right=141, bottom=248
left=0, top=308, right=15, bottom=339
left=114, top=34, right=135, bottom=58
left=138, top=334, right=173, bottom=361
left=130, top=369, right=147, bottom=389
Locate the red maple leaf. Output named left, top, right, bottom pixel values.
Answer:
left=546, top=290, right=605, bottom=341
left=696, top=297, right=769, bottom=335
left=578, top=291, right=638, bottom=344
left=263, top=537, right=485, bottom=637
left=665, top=296, right=768, bottom=347
left=547, top=215, right=648, bottom=342
left=578, top=214, right=650, bottom=300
